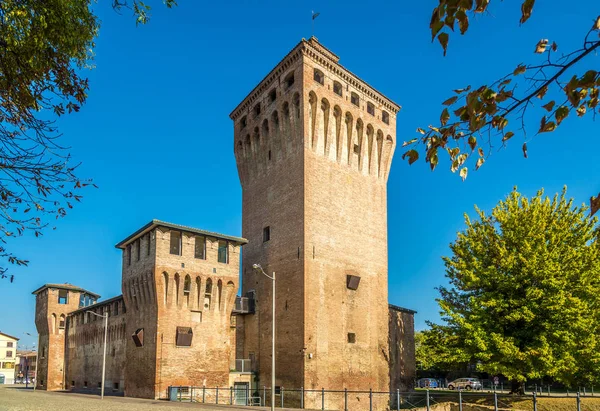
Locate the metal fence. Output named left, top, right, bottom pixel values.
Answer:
left=168, top=386, right=600, bottom=410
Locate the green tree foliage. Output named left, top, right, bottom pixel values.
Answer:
left=402, top=1, right=600, bottom=214
left=423, top=188, right=600, bottom=389
left=0, top=0, right=175, bottom=280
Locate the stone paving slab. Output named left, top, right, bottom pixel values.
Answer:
left=0, top=386, right=318, bottom=411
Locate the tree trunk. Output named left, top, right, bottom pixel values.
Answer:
left=509, top=380, right=524, bottom=395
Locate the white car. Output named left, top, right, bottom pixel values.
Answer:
left=448, top=378, right=482, bottom=390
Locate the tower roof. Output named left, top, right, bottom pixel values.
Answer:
left=31, top=283, right=100, bottom=298
left=115, top=219, right=248, bottom=249
left=230, top=37, right=401, bottom=121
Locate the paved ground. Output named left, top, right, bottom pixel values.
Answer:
left=0, top=386, right=302, bottom=411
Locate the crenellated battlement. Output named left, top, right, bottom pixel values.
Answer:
left=233, top=37, right=398, bottom=187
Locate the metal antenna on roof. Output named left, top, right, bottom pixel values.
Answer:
left=311, top=11, right=320, bottom=37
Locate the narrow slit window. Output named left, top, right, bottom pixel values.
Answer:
left=136, top=239, right=141, bottom=261
left=127, top=245, right=131, bottom=266
left=170, top=231, right=182, bottom=256
left=147, top=233, right=151, bottom=256
left=263, top=226, right=271, bottom=243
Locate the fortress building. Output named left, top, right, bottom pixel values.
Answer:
left=33, top=38, right=415, bottom=409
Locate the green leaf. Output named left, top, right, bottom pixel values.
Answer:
left=443, top=96, right=459, bottom=106
left=513, top=64, right=527, bottom=76
left=520, top=0, right=535, bottom=24
left=402, top=149, right=419, bottom=165
left=542, top=101, right=555, bottom=112
left=440, top=108, right=450, bottom=126
left=502, top=131, right=515, bottom=142
left=555, top=106, right=569, bottom=125
left=438, top=33, right=450, bottom=56
left=475, top=157, right=485, bottom=170
left=456, top=10, right=469, bottom=34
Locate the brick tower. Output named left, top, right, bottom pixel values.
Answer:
left=33, top=284, right=99, bottom=390
left=115, top=220, right=246, bottom=399
left=231, top=38, right=399, bottom=409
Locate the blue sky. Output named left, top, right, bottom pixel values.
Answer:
left=1, top=0, right=599, bottom=348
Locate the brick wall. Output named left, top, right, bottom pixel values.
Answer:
left=389, top=308, right=416, bottom=392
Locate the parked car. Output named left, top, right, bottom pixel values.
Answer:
left=417, top=378, right=440, bottom=389
left=447, top=378, right=482, bottom=390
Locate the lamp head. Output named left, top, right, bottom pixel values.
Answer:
left=253, top=264, right=261, bottom=270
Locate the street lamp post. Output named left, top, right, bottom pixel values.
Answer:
left=24, top=332, right=39, bottom=391
left=253, top=264, right=275, bottom=411
left=86, top=310, right=108, bottom=400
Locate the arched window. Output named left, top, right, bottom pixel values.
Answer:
left=240, top=116, right=247, bottom=130
left=313, top=68, right=324, bottom=85
left=269, top=89, right=277, bottom=103
left=333, top=81, right=343, bottom=97
left=351, top=92, right=360, bottom=107
left=204, top=278, right=213, bottom=310
left=59, top=314, right=66, bottom=331
left=253, top=103, right=261, bottom=118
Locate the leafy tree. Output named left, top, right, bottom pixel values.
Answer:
left=402, top=1, right=600, bottom=215
left=423, top=188, right=600, bottom=392
left=0, top=0, right=175, bottom=280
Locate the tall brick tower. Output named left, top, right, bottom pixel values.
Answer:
left=33, top=284, right=99, bottom=390
left=231, top=38, right=399, bottom=409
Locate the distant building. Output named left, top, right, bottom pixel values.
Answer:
left=32, top=38, right=416, bottom=409
left=0, top=332, right=19, bottom=384
left=15, top=351, right=37, bottom=383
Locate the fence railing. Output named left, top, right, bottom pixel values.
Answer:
left=168, top=386, right=600, bottom=410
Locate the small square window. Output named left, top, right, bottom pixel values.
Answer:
left=348, top=333, right=356, bottom=343
left=351, top=92, right=360, bottom=107
left=176, top=326, right=193, bottom=347
left=58, top=289, right=68, bottom=304
left=263, top=226, right=271, bottom=243
left=284, top=72, right=295, bottom=89
left=367, top=102, right=375, bottom=116
left=333, top=81, right=343, bottom=97
left=275, top=386, right=282, bottom=395
left=170, top=231, right=181, bottom=256
left=113, top=382, right=119, bottom=390
left=191, top=310, right=202, bottom=323
left=382, top=111, right=390, bottom=125
left=98, top=382, right=102, bottom=388
left=84, top=381, right=88, bottom=388
left=314, top=69, right=324, bottom=85
left=6, top=342, right=13, bottom=348
left=5, top=351, right=12, bottom=358
left=353, top=144, right=360, bottom=154
left=71, top=380, right=75, bottom=387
